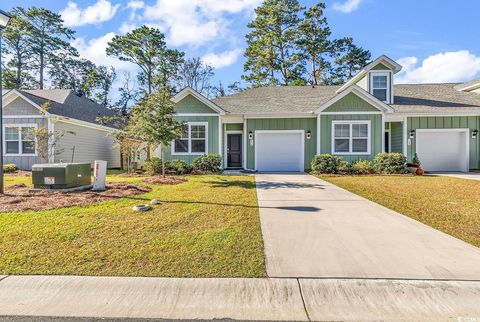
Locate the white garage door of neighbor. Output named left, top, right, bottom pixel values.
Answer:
left=416, top=130, right=469, bottom=172
left=256, top=132, right=304, bottom=172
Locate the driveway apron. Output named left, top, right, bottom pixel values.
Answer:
left=255, top=173, right=480, bottom=279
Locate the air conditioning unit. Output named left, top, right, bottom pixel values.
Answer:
left=32, top=163, right=91, bottom=190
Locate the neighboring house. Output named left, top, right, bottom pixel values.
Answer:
left=164, top=55, right=480, bottom=173
left=2, top=89, right=121, bottom=170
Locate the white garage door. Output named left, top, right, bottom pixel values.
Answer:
left=416, top=130, right=469, bottom=172
left=256, top=131, right=304, bottom=172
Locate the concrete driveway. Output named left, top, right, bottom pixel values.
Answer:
left=426, top=172, right=480, bottom=181
left=256, top=173, right=480, bottom=279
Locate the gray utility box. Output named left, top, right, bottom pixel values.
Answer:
left=32, top=163, right=92, bottom=189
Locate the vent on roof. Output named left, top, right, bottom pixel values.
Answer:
left=75, top=89, right=85, bottom=97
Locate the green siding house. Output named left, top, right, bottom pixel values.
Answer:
left=164, top=55, right=480, bottom=173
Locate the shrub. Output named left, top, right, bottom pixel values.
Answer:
left=352, top=160, right=375, bottom=175
left=3, top=164, right=16, bottom=173
left=337, top=160, right=352, bottom=174
left=144, top=157, right=162, bottom=175
left=165, top=160, right=192, bottom=175
left=311, top=154, right=343, bottom=174
left=192, top=154, right=222, bottom=173
left=374, top=153, right=407, bottom=174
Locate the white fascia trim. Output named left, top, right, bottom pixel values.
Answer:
left=457, top=83, right=480, bottom=92
left=336, top=55, right=403, bottom=94
left=2, top=89, right=52, bottom=117
left=52, top=116, right=118, bottom=133
left=316, top=85, right=394, bottom=114
left=320, top=111, right=383, bottom=115
left=254, top=130, right=305, bottom=172
left=3, top=115, right=46, bottom=119
left=331, top=120, right=371, bottom=156
left=175, top=113, right=220, bottom=116
left=3, top=123, right=39, bottom=157
left=172, top=87, right=226, bottom=115
left=391, top=112, right=480, bottom=117
left=244, top=113, right=316, bottom=119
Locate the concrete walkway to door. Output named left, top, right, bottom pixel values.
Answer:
left=256, top=173, right=480, bottom=279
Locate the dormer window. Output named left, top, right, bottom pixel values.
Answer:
left=370, top=72, right=390, bottom=103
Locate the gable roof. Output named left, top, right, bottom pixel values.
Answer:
left=212, top=83, right=480, bottom=115
left=2, top=89, right=120, bottom=128
left=336, top=55, right=403, bottom=94
left=315, top=85, right=394, bottom=113
left=213, top=85, right=340, bottom=114
left=454, top=77, right=480, bottom=92
left=173, top=87, right=226, bottom=114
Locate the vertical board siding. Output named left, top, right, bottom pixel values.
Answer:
left=407, top=116, right=480, bottom=169
left=390, top=122, right=403, bottom=153
left=163, top=115, right=219, bottom=164
left=54, top=121, right=121, bottom=168
left=323, top=93, right=379, bottom=112
left=246, top=118, right=317, bottom=170
left=174, top=94, right=217, bottom=114
left=3, top=117, right=47, bottom=170
left=320, top=114, right=383, bottom=162
left=3, top=97, right=40, bottom=116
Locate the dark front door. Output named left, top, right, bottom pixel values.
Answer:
left=227, top=134, right=242, bottom=168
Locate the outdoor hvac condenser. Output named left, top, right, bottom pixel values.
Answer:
left=31, top=163, right=92, bottom=189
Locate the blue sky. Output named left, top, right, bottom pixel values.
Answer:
left=4, top=0, right=480, bottom=96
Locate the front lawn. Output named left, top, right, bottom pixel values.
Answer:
left=320, top=175, right=480, bottom=247
left=0, top=173, right=265, bottom=277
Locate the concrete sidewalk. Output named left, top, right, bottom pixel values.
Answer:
left=1, top=275, right=480, bottom=321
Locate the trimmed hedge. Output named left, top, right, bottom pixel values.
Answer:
left=373, top=153, right=407, bottom=174
left=144, top=157, right=163, bottom=175
left=192, top=154, right=222, bottom=173
left=311, top=154, right=343, bottom=174
left=352, top=160, right=375, bottom=175
left=166, top=160, right=192, bottom=175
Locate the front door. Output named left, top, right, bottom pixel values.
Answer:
left=227, top=134, right=242, bottom=168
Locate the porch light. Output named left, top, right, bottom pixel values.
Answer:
left=409, top=130, right=415, bottom=139
left=0, top=9, right=12, bottom=194
left=472, top=129, right=479, bottom=139
left=248, top=131, right=253, bottom=140
left=306, top=131, right=311, bottom=139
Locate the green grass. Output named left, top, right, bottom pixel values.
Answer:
left=0, top=174, right=265, bottom=277
left=320, top=175, right=480, bottom=247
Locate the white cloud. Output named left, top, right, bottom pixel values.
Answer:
left=202, top=48, right=243, bottom=69
left=127, top=0, right=144, bottom=10
left=142, top=0, right=261, bottom=46
left=332, top=0, right=362, bottom=13
left=60, top=0, right=120, bottom=27
left=396, top=51, right=480, bottom=84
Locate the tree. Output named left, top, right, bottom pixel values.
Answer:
left=86, top=66, right=116, bottom=106
left=49, top=54, right=96, bottom=92
left=212, top=81, right=244, bottom=98
left=2, top=8, right=36, bottom=88
left=297, top=3, right=333, bottom=85
left=243, top=0, right=306, bottom=86
left=176, top=57, right=214, bottom=96
left=332, top=37, right=371, bottom=83
left=128, top=89, right=183, bottom=177
left=114, top=72, right=140, bottom=115
left=22, top=7, right=77, bottom=89
left=106, top=26, right=184, bottom=95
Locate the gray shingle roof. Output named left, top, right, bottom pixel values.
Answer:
left=212, top=83, right=480, bottom=114
left=3, top=89, right=120, bottom=128
left=213, top=85, right=340, bottom=114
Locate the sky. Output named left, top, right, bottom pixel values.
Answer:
left=3, top=0, right=480, bottom=98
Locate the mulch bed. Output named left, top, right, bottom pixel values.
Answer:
left=5, top=171, right=31, bottom=177
left=0, top=182, right=151, bottom=212
left=142, top=176, right=187, bottom=185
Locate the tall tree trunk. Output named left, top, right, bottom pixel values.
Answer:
left=311, top=56, right=317, bottom=85
left=39, top=51, right=44, bottom=89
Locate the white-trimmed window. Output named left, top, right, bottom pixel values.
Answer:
left=332, top=121, right=370, bottom=155
left=4, top=125, right=37, bottom=156
left=370, top=72, right=390, bottom=103
left=172, top=122, right=208, bottom=155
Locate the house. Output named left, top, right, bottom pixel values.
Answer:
left=2, top=89, right=121, bottom=170
left=163, top=55, right=480, bottom=173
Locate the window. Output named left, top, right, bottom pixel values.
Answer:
left=332, top=121, right=370, bottom=155
left=370, top=72, right=389, bottom=103
left=4, top=125, right=37, bottom=155
left=172, top=122, right=208, bottom=154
